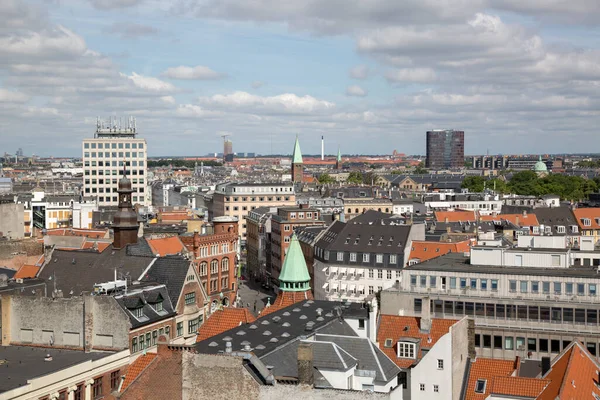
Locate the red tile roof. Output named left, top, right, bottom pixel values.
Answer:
left=435, top=210, right=477, bottom=223
left=377, top=315, right=458, bottom=368
left=480, top=213, right=540, bottom=227
left=260, top=290, right=314, bottom=317
left=147, top=236, right=186, bottom=256
left=409, top=240, right=471, bottom=263
left=538, top=342, right=600, bottom=400
left=120, top=353, right=158, bottom=392
left=14, top=264, right=40, bottom=279
left=489, top=376, right=549, bottom=398
left=573, top=208, right=600, bottom=230
left=464, top=358, right=517, bottom=400
left=45, top=228, right=108, bottom=238
left=196, top=308, right=256, bottom=342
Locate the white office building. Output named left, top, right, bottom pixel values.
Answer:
left=82, top=117, right=148, bottom=207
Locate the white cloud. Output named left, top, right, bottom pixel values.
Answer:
left=0, top=88, right=30, bottom=103
left=89, top=0, right=144, bottom=10
left=346, top=85, right=368, bottom=97
left=385, top=68, right=437, bottom=83
left=0, top=26, right=87, bottom=59
left=162, top=65, right=225, bottom=80
left=349, top=65, right=369, bottom=79
left=107, top=23, right=159, bottom=38
left=198, top=91, right=335, bottom=114
left=121, top=72, right=176, bottom=92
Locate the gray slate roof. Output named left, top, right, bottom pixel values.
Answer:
left=140, top=256, right=195, bottom=306
left=114, top=284, right=176, bottom=329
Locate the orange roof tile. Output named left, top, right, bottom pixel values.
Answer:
left=464, top=358, right=517, bottom=400
left=489, top=376, right=549, bottom=398
left=196, top=308, right=256, bottom=342
left=409, top=240, right=471, bottom=263
left=260, top=290, right=314, bottom=317
left=377, top=315, right=458, bottom=368
left=538, top=342, right=600, bottom=400
left=14, top=264, right=40, bottom=279
left=480, top=213, right=540, bottom=227
left=435, top=210, right=477, bottom=223
left=573, top=208, right=600, bottom=230
left=147, top=236, right=186, bottom=256
left=120, top=353, right=158, bottom=392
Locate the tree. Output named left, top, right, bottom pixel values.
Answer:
left=413, top=162, right=428, bottom=175
left=318, top=173, right=335, bottom=184
left=462, top=176, right=485, bottom=192
left=347, top=171, right=363, bottom=184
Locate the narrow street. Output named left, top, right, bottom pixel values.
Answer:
left=236, top=277, right=276, bottom=317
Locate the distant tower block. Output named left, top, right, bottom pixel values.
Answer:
left=291, top=135, right=304, bottom=183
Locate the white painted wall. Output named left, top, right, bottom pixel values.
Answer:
left=409, top=332, right=452, bottom=400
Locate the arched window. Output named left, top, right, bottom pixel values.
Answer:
left=222, top=258, right=229, bottom=272
left=210, top=260, right=218, bottom=274
left=199, top=262, right=207, bottom=276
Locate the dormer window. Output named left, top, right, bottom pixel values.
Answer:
left=582, top=218, right=592, bottom=227
left=398, top=342, right=416, bottom=359
left=153, top=302, right=163, bottom=312
left=475, top=379, right=487, bottom=394
left=133, top=307, right=144, bottom=318
left=571, top=225, right=579, bottom=233
left=557, top=226, right=566, bottom=234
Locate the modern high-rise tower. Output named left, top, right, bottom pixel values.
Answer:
left=82, top=117, right=148, bottom=207
left=425, top=130, right=464, bottom=169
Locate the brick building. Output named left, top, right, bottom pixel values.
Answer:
left=180, top=216, right=239, bottom=311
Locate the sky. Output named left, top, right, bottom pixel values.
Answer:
left=2, top=0, right=600, bottom=157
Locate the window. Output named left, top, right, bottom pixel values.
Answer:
left=516, top=337, right=525, bottom=350
left=363, top=253, right=370, bottom=262
left=222, top=258, right=229, bottom=272
left=566, top=282, right=573, bottom=294
left=199, top=262, right=207, bottom=276
left=398, top=342, right=416, bottom=358
left=390, top=254, right=397, bottom=264
left=520, top=281, right=528, bottom=293
left=552, top=254, right=561, bottom=266
left=92, top=377, right=102, bottom=398
left=470, top=279, right=477, bottom=290
left=554, top=282, right=561, bottom=294
left=177, top=322, right=183, bottom=337
left=450, top=277, right=457, bottom=289
left=460, top=278, right=467, bottom=289
left=378, top=269, right=383, bottom=279
left=153, top=302, right=163, bottom=312
left=152, top=330, right=158, bottom=345
left=188, top=317, right=200, bottom=334
left=591, top=284, right=597, bottom=296
left=437, top=359, right=444, bottom=370
left=185, top=292, right=196, bottom=305
left=132, top=337, right=138, bottom=352
left=369, top=286, right=374, bottom=295
left=434, top=384, right=439, bottom=393
left=505, top=336, right=514, bottom=350
left=350, top=253, right=357, bottom=262
left=475, top=379, right=487, bottom=394
left=337, top=252, right=344, bottom=261
left=509, top=280, right=517, bottom=292
left=133, top=307, right=144, bottom=318
left=358, top=319, right=365, bottom=329
left=420, top=384, right=425, bottom=392
left=387, top=270, right=392, bottom=279
left=531, top=281, right=539, bottom=293
left=111, top=370, right=120, bottom=390
left=411, top=275, right=417, bottom=286
left=543, top=282, right=550, bottom=294
left=578, top=283, right=585, bottom=295
left=324, top=251, right=329, bottom=260
left=376, top=254, right=383, bottom=263
left=369, top=269, right=374, bottom=278
left=481, top=279, right=487, bottom=291
left=420, top=275, right=427, bottom=287
left=491, top=279, right=498, bottom=291
left=430, top=276, right=437, bottom=288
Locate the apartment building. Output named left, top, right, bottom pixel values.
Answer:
left=82, top=117, right=148, bottom=207
left=573, top=207, right=600, bottom=244
left=269, top=205, right=325, bottom=286
left=211, top=182, right=295, bottom=242
left=313, top=212, right=426, bottom=303
left=381, top=235, right=600, bottom=362
left=246, top=206, right=276, bottom=281
left=423, top=192, right=502, bottom=215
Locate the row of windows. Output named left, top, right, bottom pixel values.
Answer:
left=84, top=142, right=144, bottom=149
left=347, top=207, right=391, bottom=214
left=474, top=333, right=600, bottom=356
left=206, top=277, right=231, bottom=293
left=509, top=280, right=597, bottom=296
left=93, top=196, right=143, bottom=203
left=85, top=178, right=144, bottom=185
left=411, top=275, right=499, bottom=290
left=199, top=259, right=230, bottom=276
left=329, top=285, right=382, bottom=295
left=288, top=211, right=317, bottom=219
left=225, top=196, right=291, bottom=203
left=198, top=244, right=231, bottom=258
left=85, top=186, right=144, bottom=194
left=131, top=326, right=170, bottom=352
left=415, top=298, right=600, bottom=325
left=84, top=151, right=145, bottom=158
left=39, top=371, right=120, bottom=400
left=321, top=249, right=398, bottom=264
left=85, top=161, right=144, bottom=168
left=85, top=169, right=145, bottom=176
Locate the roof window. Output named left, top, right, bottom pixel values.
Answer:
left=384, top=338, right=393, bottom=348
left=475, top=379, right=487, bottom=393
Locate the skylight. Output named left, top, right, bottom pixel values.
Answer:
left=475, top=379, right=487, bottom=393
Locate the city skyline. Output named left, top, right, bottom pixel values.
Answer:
left=2, top=1, right=600, bottom=156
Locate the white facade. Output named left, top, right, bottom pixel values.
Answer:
left=314, top=260, right=404, bottom=303
left=393, top=203, right=414, bottom=215
left=82, top=132, right=148, bottom=207
left=407, top=332, right=452, bottom=400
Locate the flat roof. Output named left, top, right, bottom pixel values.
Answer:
left=405, top=252, right=600, bottom=278
left=0, top=346, right=112, bottom=393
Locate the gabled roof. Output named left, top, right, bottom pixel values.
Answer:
left=479, top=213, right=540, bottom=227
left=196, top=308, right=256, bottom=342
left=464, top=358, right=517, bottom=400
left=114, top=284, right=176, bottom=329
left=531, top=207, right=577, bottom=234
left=377, top=315, right=458, bottom=368
left=146, top=236, right=186, bottom=256
left=14, top=265, right=39, bottom=279
left=141, top=256, right=195, bottom=306
left=435, top=210, right=477, bottom=223
left=292, top=136, right=303, bottom=164
left=409, top=240, right=471, bottom=263
left=488, top=376, right=549, bottom=398
left=278, top=234, right=311, bottom=287
left=573, top=207, right=600, bottom=230
left=120, top=353, right=158, bottom=392
left=538, top=341, right=600, bottom=400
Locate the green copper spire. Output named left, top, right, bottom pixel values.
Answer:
left=337, top=147, right=342, bottom=162
left=278, top=234, right=311, bottom=291
left=292, top=135, right=303, bottom=164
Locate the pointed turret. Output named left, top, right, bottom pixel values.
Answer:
left=291, top=135, right=304, bottom=183
left=278, top=234, right=311, bottom=291
left=335, top=147, right=342, bottom=170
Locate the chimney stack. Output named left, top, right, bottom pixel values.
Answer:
left=420, top=296, right=431, bottom=332
left=297, top=342, right=314, bottom=386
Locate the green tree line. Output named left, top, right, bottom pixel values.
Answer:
left=148, top=159, right=222, bottom=168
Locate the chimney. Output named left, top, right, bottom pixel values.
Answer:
left=157, top=334, right=170, bottom=356
left=297, top=342, right=314, bottom=386
left=445, top=217, right=449, bottom=223
left=541, top=356, right=551, bottom=376
left=467, top=318, right=476, bottom=359
left=367, top=296, right=378, bottom=343
left=523, top=210, right=527, bottom=217
left=420, top=296, right=431, bottom=332
left=515, top=216, right=520, bottom=226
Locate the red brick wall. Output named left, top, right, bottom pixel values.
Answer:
left=128, top=319, right=175, bottom=353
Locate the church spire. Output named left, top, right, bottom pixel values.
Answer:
left=335, top=147, right=342, bottom=169
left=291, top=135, right=304, bottom=183
left=278, top=234, right=311, bottom=292
left=292, top=135, right=303, bottom=164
